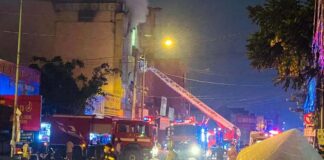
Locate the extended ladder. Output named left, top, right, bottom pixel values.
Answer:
left=148, top=67, right=240, bottom=136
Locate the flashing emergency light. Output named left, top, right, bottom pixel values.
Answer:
left=201, top=128, right=206, bottom=142
left=39, top=122, right=51, bottom=142
left=175, top=119, right=184, bottom=123
left=90, top=133, right=96, bottom=141
left=144, top=116, right=154, bottom=124
left=207, top=132, right=211, bottom=143
left=269, top=130, right=279, bottom=135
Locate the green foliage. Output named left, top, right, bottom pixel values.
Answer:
left=247, top=0, right=318, bottom=90
left=29, top=56, right=117, bottom=115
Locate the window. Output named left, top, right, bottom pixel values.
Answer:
left=78, top=9, right=96, bottom=22
left=173, top=125, right=197, bottom=136
left=118, top=124, right=130, bottom=133
left=135, top=124, right=148, bottom=137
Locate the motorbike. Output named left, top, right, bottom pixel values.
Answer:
left=39, top=147, right=64, bottom=160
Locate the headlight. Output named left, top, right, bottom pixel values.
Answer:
left=190, top=144, right=200, bottom=155
left=151, top=146, right=159, bottom=156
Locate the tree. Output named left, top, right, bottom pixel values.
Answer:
left=247, top=0, right=319, bottom=90
left=29, top=56, right=118, bottom=115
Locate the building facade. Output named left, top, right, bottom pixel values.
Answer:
left=0, top=0, right=140, bottom=117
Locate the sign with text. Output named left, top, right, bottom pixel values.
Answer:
left=0, top=59, right=40, bottom=84
left=160, top=97, right=167, bottom=116
left=0, top=95, right=41, bottom=131
left=168, top=107, right=174, bottom=121
left=159, top=117, right=170, bottom=130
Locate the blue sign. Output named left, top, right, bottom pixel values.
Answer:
left=303, top=78, right=316, bottom=113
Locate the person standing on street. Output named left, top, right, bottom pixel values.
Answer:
left=227, top=144, right=238, bottom=160
left=165, top=139, right=176, bottom=160
left=22, top=143, right=30, bottom=160
left=66, top=141, right=74, bottom=160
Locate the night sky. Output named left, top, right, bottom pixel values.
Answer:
left=150, top=0, right=302, bottom=129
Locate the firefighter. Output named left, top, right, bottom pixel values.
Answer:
left=227, top=144, right=238, bottom=160
left=66, top=141, right=74, bottom=160
left=102, top=143, right=115, bottom=160
left=22, top=143, right=30, bottom=160
left=165, top=139, right=176, bottom=160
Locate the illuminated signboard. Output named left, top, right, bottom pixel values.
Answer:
left=0, top=95, right=41, bottom=131
left=303, top=78, right=316, bottom=113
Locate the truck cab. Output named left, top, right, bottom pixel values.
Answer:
left=113, top=119, right=155, bottom=160
left=166, top=121, right=208, bottom=160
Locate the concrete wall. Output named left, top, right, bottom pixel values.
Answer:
left=0, top=0, right=56, bottom=63
left=0, top=0, right=133, bottom=117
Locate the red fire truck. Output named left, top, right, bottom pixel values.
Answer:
left=40, top=115, right=156, bottom=160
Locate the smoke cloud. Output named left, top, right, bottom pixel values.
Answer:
left=125, top=0, right=149, bottom=28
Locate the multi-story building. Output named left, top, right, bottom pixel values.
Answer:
left=0, top=0, right=146, bottom=117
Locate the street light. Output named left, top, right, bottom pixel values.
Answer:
left=132, top=36, right=175, bottom=120
left=163, top=37, right=174, bottom=48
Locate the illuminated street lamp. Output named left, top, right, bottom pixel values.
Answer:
left=133, top=36, right=176, bottom=120
left=163, top=37, right=174, bottom=48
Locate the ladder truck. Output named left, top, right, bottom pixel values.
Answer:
left=147, top=67, right=241, bottom=142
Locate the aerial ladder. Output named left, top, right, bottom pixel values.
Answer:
left=147, top=67, right=241, bottom=140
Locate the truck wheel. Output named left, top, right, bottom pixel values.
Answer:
left=123, top=149, right=142, bottom=160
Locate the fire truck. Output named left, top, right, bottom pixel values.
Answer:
left=166, top=117, right=208, bottom=160
left=40, top=115, right=156, bottom=160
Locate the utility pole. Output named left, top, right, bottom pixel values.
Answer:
left=11, top=0, right=23, bottom=157
left=131, top=49, right=139, bottom=120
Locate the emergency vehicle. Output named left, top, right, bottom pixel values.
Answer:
left=249, top=130, right=280, bottom=145
left=40, top=115, right=156, bottom=160
left=166, top=117, right=208, bottom=160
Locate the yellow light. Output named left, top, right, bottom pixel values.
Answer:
left=165, top=39, right=173, bottom=46
left=81, top=143, right=86, bottom=148
left=163, top=37, right=174, bottom=48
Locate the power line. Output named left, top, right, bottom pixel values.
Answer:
left=161, top=71, right=270, bottom=87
